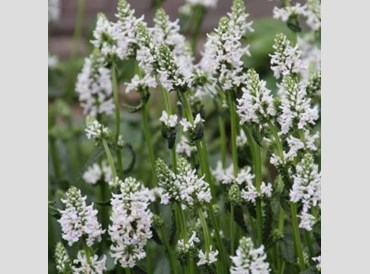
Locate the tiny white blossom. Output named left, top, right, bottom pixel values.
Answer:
left=180, top=113, right=204, bottom=133
left=48, top=52, right=58, bottom=68
left=160, top=111, right=178, bottom=128
left=48, top=0, right=60, bottom=23
left=298, top=211, right=316, bottom=231
left=83, top=161, right=112, bottom=184
left=85, top=117, right=111, bottom=141
left=177, top=231, right=200, bottom=254
left=312, top=255, right=321, bottom=271
left=197, top=246, right=219, bottom=266
left=176, top=136, right=196, bottom=157
left=230, top=237, right=270, bottom=274
left=72, top=250, right=107, bottom=274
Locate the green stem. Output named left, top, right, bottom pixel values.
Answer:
left=191, top=6, right=205, bottom=54
left=159, top=225, right=179, bottom=274
left=99, top=181, right=108, bottom=249
left=226, top=91, right=239, bottom=175
left=305, top=230, right=315, bottom=257
left=142, top=103, right=157, bottom=187
left=198, top=209, right=211, bottom=253
left=290, top=202, right=306, bottom=270
left=278, top=206, right=285, bottom=233
left=49, top=137, right=62, bottom=188
left=243, top=125, right=263, bottom=245
left=218, top=114, right=227, bottom=168
left=70, top=0, right=85, bottom=59
left=102, top=139, right=117, bottom=180
left=125, top=267, right=131, bottom=274
left=111, top=65, right=124, bottom=178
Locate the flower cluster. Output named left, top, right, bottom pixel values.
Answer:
left=200, top=0, right=253, bottom=91
left=273, top=0, right=321, bottom=31
left=277, top=76, right=319, bottom=135
left=85, top=117, right=112, bottom=141
left=109, top=177, right=153, bottom=268
left=176, top=135, right=196, bottom=157
left=76, top=51, right=114, bottom=117
left=237, top=69, right=276, bottom=125
left=197, top=246, right=219, bottom=266
left=270, top=33, right=306, bottom=79
left=290, top=154, right=321, bottom=230
left=55, top=242, right=72, bottom=274
left=156, top=157, right=212, bottom=208
left=160, top=110, right=178, bottom=128
left=177, top=231, right=200, bottom=256
left=213, top=163, right=272, bottom=203
left=58, top=187, right=105, bottom=246
left=83, top=161, right=112, bottom=185
left=230, top=237, right=270, bottom=274
left=72, top=250, right=107, bottom=274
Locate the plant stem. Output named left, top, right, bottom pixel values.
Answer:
left=218, top=114, right=227, bottom=168
left=243, top=126, right=263, bottom=245
left=305, top=230, right=315, bottom=257
left=102, top=139, right=117, bottom=180
left=125, top=267, right=131, bottom=274
left=191, top=6, right=205, bottom=54
left=70, top=0, right=85, bottom=60
left=226, top=91, right=239, bottom=175
left=290, top=202, right=306, bottom=270
left=142, top=102, right=157, bottom=187
left=49, top=137, right=62, bottom=188
left=111, top=65, right=124, bottom=178
left=198, top=208, right=211, bottom=253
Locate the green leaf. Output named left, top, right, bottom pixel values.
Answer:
left=279, top=238, right=296, bottom=264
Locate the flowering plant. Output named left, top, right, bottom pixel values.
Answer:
left=49, top=0, right=321, bottom=273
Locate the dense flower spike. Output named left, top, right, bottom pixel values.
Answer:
left=306, top=0, right=321, bottom=31
left=277, top=76, right=319, bottom=134
left=55, top=242, right=72, bottom=274
left=76, top=51, right=114, bottom=116
left=111, top=0, right=143, bottom=60
left=230, top=237, right=270, bottom=274
left=290, top=154, right=321, bottom=230
left=91, top=14, right=117, bottom=59
left=237, top=69, right=276, bottom=124
left=85, top=116, right=112, bottom=141
left=83, top=161, right=112, bottom=184
left=156, top=157, right=211, bottom=208
left=197, top=246, right=219, bottom=266
left=109, top=177, right=153, bottom=268
left=270, top=33, right=306, bottom=79
left=72, top=250, right=107, bottom=274
left=200, top=15, right=251, bottom=91
left=58, top=187, right=105, bottom=246
left=157, top=44, right=191, bottom=92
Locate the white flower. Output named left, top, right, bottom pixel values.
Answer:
left=289, top=154, right=321, bottom=210
left=72, top=250, right=107, bottom=274
left=180, top=113, right=204, bottom=133
left=76, top=53, right=114, bottom=117
left=48, top=52, right=58, bottom=68
left=176, top=136, right=196, bottom=157
left=230, top=237, right=270, bottom=274
left=273, top=3, right=307, bottom=22
left=270, top=33, right=306, bottom=79
left=200, top=11, right=252, bottom=91
left=298, top=211, right=316, bottom=231
left=85, top=117, right=111, bottom=141
left=55, top=242, right=72, bottom=274
left=110, top=0, right=143, bottom=60
left=237, top=69, right=275, bottom=124
left=185, top=0, right=218, bottom=8
left=160, top=111, right=178, bottom=128
left=48, top=0, right=60, bottom=23
left=156, top=157, right=212, bottom=208
left=298, top=35, right=321, bottom=81
left=197, top=246, right=219, bottom=266
left=58, top=187, right=105, bottom=246
left=91, top=14, right=117, bottom=58
left=83, top=161, right=112, bottom=184
left=236, top=130, right=247, bottom=146
left=306, top=0, right=321, bottom=31
left=126, top=74, right=157, bottom=94
left=212, top=162, right=235, bottom=185
left=312, top=255, right=321, bottom=271
left=109, top=177, right=153, bottom=268
left=278, top=76, right=319, bottom=134
left=177, top=231, right=200, bottom=254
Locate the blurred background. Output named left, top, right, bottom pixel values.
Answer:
left=49, top=0, right=281, bottom=59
